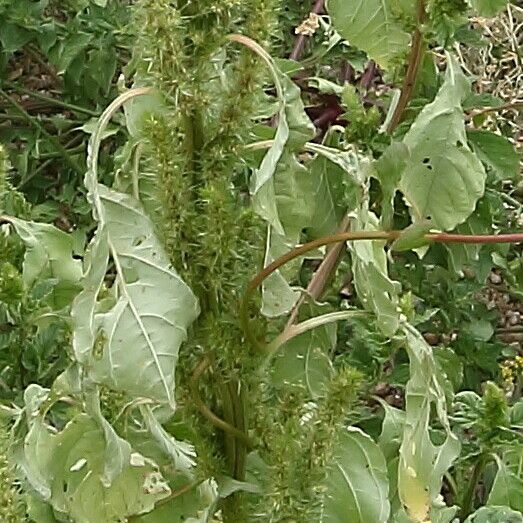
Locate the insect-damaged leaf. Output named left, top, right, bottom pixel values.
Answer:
left=322, top=427, right=390, bottom=523
left=398, top=325, right=460, bottom=522
left=17, top=411, right=170, bottom=522
left=399, top=56, right=486, bottom=231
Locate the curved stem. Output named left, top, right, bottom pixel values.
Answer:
left=240, top=229, right=523, bottom=353
left=268, top=310, right=368, bottom=356
left=459, top=453, right=489, bottom=521
left=189, top=356, right=253, bottom=447
left=239, top=230, right=398, bottom=352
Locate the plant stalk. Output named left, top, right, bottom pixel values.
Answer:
left=240, top=229, right=523, bottom=352
left=459, top=453, right=489, bottom=521
left=386, top=0, right=426, bottom=133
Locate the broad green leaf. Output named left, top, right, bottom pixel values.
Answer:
left=467, top=129, right=519, bottom=180
left=272, top=312, right=335, bottom=399
left=326, top=0, right=411, bottom=70
left=307, top=150, right=357, bottom=239
left=399, top=56, right=486, bottom=230
left=466, top=506, right=523, bottom=523
left=0, top=23, right=33, bottom=53
left=377, top=399, right=405, bottom=512
left=124, top=86, right=166, bottom=138
left=377, top=399, right=405, bottom=461
left=27, top=495, right=60, bottom=523
left=2, top=216, right=82, bottom=308
left=140, top=405, right=196, bottom=473
left=488, top=448, right=523, bottom=512
left=322, top=426, right=390, bottom=523
left=72, top=185, right=200, bottom=407
left=49, top=32, right=93, bottom=74
left=84, top=389, right=132, bottom=486
left=398, top=324, right=460, bottom=523
left=349, top=209, right=401, bottom=337
left=469, top=0, right=508, bottom=17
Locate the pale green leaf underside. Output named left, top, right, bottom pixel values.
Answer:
left=72, top=184, right=199, bottom=407
left=350, top=210, right=401, bottom=337
left=327, top=0, right=411, bottom=69
left=400, top=57, right=486, bottom=230
left=271, top=319, right=334, bottom=399
left=465, top=506, right=523, bottom=523
left=323, top=427, right=390, bottom=523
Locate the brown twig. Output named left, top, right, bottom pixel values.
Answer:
left=387, top=0, right=426, bottom=134
left=289, top=0, right=325, bottom=61
left=189, top=356, right=252, bottom=447
left=286, top=215, right=351, bottom=328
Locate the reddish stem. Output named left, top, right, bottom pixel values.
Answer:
left=289, top=0, right=325, bottom=61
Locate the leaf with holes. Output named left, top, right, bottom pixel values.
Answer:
left=398, top=325, right=460, bottom=523
left=399, top=56, right=486, bottom=230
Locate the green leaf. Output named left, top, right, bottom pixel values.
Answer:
left=326, top=0, right=411, bottom=69
left=0, top=22, right=33, bottom=52
left=2, top=216, right=82, bottom=308
left=469, top=0, right=508, bottom=17
left=49, top=32, right=93, bottom=74
left=467, top=130, right=519, bottom=180
left=398, top=324, right=460, bottom=522
left=391, top=219, right=434, bottom=252
left=378, top=399, right=405, bottom=461
left=322, top=426, right=390, bottom=523
left=271, top=313, right=335, bottom=399
left=349, top=209, right=401, bottom=337
left=488, top=448, right=523, bottom=512
left=72, top=185, right=200, bottom=407
left=261, top=227, right=301, bottom=317
left=19, top=412, right=171, bottom=522
left=133, top=479, right=218, bottom=522
left=399, top=56, right=486, bottom=230
left=372, top=142, right=410, bottom=229
left=251, top=68, right=314, bottom=235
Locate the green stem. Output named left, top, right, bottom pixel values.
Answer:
left=459, top=453, right=489, bottom=521
left=2, top=80, right=100, bottom=117
left=0, top=89, right=83, bottom=176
